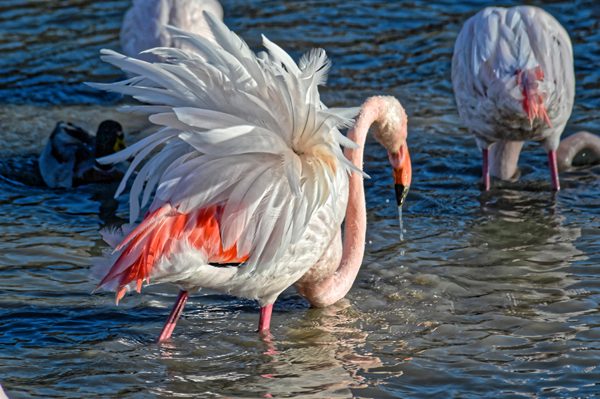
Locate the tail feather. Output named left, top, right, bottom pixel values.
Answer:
left=97, top=204, right=249, bottom=301
left=517, top=66, right=552, bottom=127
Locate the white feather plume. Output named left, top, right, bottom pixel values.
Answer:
left=89, top=12, right=359, bottom=273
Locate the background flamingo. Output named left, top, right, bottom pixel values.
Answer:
left=91, top=13, right=411, bottom=342
left=120, top=0, right=223, bottom=61
left=452, top=6, right=574, bottom=190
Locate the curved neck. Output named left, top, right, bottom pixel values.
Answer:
left=300, top=105, right=377, bottom=307
left=557, top=131, right=600, bottom=171
left=489, top=140, right=524, bottom=181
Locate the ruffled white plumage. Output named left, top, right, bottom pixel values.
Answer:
left=90, top=12, right=359, bottom=279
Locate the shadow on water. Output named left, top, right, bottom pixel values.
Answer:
left=0, top=153, right=127, bottom=228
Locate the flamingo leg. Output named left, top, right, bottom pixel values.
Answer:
left=482, top=148, right=490, bottom=191
left=548, top=150, right=560, bottom=191
left=157, top=290, right=189, bottom=343
left=258, top=304, right=273, bottom=334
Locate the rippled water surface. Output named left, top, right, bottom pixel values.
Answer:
left=1, top=1, right=599, bottom=398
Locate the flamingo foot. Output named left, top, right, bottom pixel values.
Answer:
left=157, top=290, right=189, bottom=343
left=482, top=148, right=490, bottom=191
left=548, top=150, right=560, bottom=191
left=258, top=304, right=273, bottom=335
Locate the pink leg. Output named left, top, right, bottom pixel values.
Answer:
left=548, top=150, right=560, bottom=191
left=157, top=290, right=188, bottom=343
left=482, top=148, right=490, bottom=191
left=258, top=304, right=273, bottom=334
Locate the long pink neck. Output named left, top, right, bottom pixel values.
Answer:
left=298, top=105, right=378, bottom=307
left=489, top=140, right=524, bottom=181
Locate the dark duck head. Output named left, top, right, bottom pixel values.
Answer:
left=94, top=120, right=126, bottom=169
left=38, top=120, right=127, bottom=188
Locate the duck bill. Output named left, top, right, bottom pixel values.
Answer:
left=113, top=134, right=127, bottom=152
left=389, top=145, right=412, bottom=207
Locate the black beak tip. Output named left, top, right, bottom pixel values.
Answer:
left=395, top=184, right=408, bottom=207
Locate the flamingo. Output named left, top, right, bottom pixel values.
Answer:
left=120, top=0, right=223, bottom=61
left=452, top=6, right=575, bottom=191
left=90, top=13, right=411, bottom=342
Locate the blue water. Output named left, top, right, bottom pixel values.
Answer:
left=0, top=1, right=599, bottom=398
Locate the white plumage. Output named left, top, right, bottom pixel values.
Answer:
left=90, top=13, right=360, bottom=311
left=120, top=0, right=223, bottom=61
left=452, top=6, right=574, bottom=188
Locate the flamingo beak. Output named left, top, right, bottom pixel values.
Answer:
left=389, top=145, right=412, bottom=207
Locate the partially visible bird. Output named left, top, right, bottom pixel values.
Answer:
left=557, top=131, right=600, bottom=172
left=38, top=120, right=126, bottom=189
left=452, top=6, right=574, bottom=190
left=90, top=13, right=411, bottom=342
left=120, top=0, right=223, bottom=61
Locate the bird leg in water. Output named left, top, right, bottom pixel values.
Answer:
left=548, top=150, right=560, bottom=191
left=482, top=148, right=490, bottom=191
left=258, top=304, right=273, bottom=335
left=157, top=290, right=189, bottom=343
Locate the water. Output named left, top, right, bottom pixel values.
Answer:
left=1, top=0, right=599, bottom=397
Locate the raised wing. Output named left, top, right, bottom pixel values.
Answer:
left=91, top=12, right=360, bottom=276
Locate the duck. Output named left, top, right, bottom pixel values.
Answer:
left=38, top=120, right=127, bottom=189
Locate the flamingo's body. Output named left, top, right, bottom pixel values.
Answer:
left=452, top=6, right=574, bottom=190
left=91, top=13, right=411, bottom=341
left=120, top=0, right=223, bottom=61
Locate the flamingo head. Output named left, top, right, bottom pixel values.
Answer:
left=368, top=96, right=412, bottom=207
left=388, top=145, right=412, bottom=207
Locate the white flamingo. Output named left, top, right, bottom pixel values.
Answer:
left=120, top=0, right=223, bottom=61
left=90, top=13, right=411, bottom=342
left=452, top=6, right=574, bottom=190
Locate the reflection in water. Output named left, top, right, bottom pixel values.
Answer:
left=271, top=300, right=382, bottom=397
left=468, top=190, right=584, bottom=312
left=0, top=155, right=127, bottom=227
left=345, top=181, right=599, bottom=397
left=154, top=299, right=382, bottom=398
